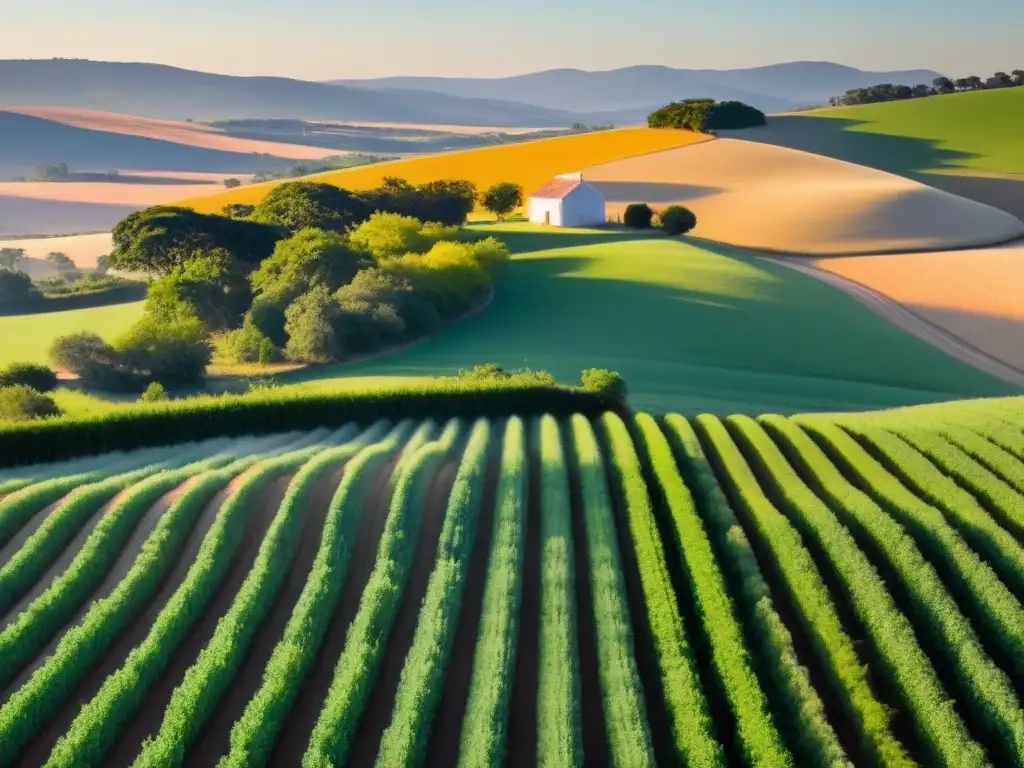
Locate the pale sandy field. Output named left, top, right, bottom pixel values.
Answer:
left=3, top=107, right=340, bottom=160
left=0, top=232, right=113, bottom=272
left=811, top=242, right=1024, bottom=373
left=585, top=139, right=1024, bottom=255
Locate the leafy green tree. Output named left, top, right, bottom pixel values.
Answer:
left=933, top=76, right=955, bottom=93
left=1013, top=70, right=1024, bottom=86
left=0, top=362, right=58, bottom=392
left=659, top=205, right=698, bottom=235
left=0, top=268, right=39, bottom=307
left=222, top=203, right=255, bottom=218
left=250, top=228, right=371, bottom=300
left=223, top=178, right=243, bottom=189
left=46, top=251, right=78, bottom=277
left=26, top=162, right=70, bottom=181
left=0, top=248, right=26, bottom=270
left=144, top=248, right=251, bottom=331
left=250, top=181, right=368, bottom=232
left=115, top=312, right=213, bottom=387
left=348, top=212, right=458, bottom=259
left=480, top=182, right=524, bottom=220
left=283, top=285, right=339, bottom=363
left=623, top=203, right=654, bottom=228
left=222, top=318, right=281, bottom=363
left=581, top=368, right=627, bottom=402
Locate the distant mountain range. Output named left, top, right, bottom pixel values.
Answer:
left=0, top=59, right=944, bottom=128
left=334, top=62, right=945, bottom=116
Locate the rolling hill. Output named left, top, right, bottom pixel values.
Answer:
left=0, top=59, right=582, bottom=126
left=335, top=61, right=944, bottom=116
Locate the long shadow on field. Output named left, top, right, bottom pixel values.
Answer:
left=587, top=180, right=723, bottom=206
left=471, top=226, right=660, bottom=255
left=727, top=116, right=1024, bottom=220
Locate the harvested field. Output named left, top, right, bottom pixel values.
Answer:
left=584, top=138, right=1024, bottom=255
left=0, top=398, right=1023, bottom=766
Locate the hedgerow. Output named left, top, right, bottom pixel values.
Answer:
left=728, top=416, right=984, bottom=767
left=762, top=415, right=1023, bottom=764
left=797, top=418, right=1024, bottom=681
left=219, top=421, right=415, bottom=767
left=133, top=423, right=379, bottom=766
left=568, top=414, right=654, bottom=767
left=836, top=424, right=1024, bottom=598
left=44, top=429, right=343, bottom=768
left=693, top=415, right=910, bottom=768
left=376, top=418, right=493, bottom=767
left=598, top=413, right=723, bottom=766
left=0, top=432, right=303, bottom=762
left=457, top=417, right=528, bottom=768
left=629, top=413, right=790, bottom=767
left=302, top=419, right=461, bottom=767
left=534, top=415, right=583, bottom=767
left=662, top=414, right=849, bottom=768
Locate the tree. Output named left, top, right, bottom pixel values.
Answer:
left=49, top=332, right=132, bottom=390
left=46, top=251, right=79, bottom=277
left=250, top=228, right=371, bottom=301
left=115, top=312, right=213, bottom=387
left=250, top=181, right=368, bottom=232
left=0, top=248, right=26, bottom=270
left=0, top=268, right=39, bottom=307
left=223, top=178, right=243, bottom=189
left=911, top=84, right=935, bottom=98
left=348, top=212, right=457, bottom=260
left=623, top=203, right=654, bottom=229
left=283, top=285, right=339, bottom=363
left=988, top=72, right=1013, bottom=88
left=0, top=362, right=58, bottom=392
left=144, top=248, right=251, bottom=331
left=648, top=99, right=764, bottom=131
left=222, top=203, right=255, bottom=218
left=480, top=182, right=524, bottom=220
left=659, top=205, right=698, bottom=236
left=1013, top=70, right=1024, bottom=86
left=26, top=162, right=69, bottom=181
left=933, top=76, right=955, bottom=93
left=95, top=254, right=111, bottom=275
left=964, top=76, right=984, bottom=90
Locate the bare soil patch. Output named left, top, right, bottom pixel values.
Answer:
left=189, top=466, right=346, bottom=767
left=107, top=472, right=293, bottom=767
left=346, top=458, right=459, bottom=766
left=584, top=139, right=1024, bottom=255
left=268, top=452, right=403, bottom=765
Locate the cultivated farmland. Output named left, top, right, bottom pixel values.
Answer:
left=1, top=394, right=1023, bottom=767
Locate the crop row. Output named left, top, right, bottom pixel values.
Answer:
left=376, top=418, right=493, bottom=767
left=693, top=414, right=910, bottom=768
left=44, top=428, right=343, bottom=768
left=761, top=416, right=1023, bottom=764
left=302, top=419, right=460, bottom=767
left=456, top=417, right=527, bottom=768
left=661, top=415, right=849, bottom=768
left=220, top=421, right=415, bottom=767
left=568, top=414, right=654, bottom=766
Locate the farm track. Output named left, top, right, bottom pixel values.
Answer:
left=11, top=478, right=235, bottom=767
left=268, top=453, right=403, bottom=765
left=188, top=466, right=346, bottom=767
left=422, top=442, right=500, bottom=766
left=106, top=473, right=293, bottom=768
left=346, top=458, right=460, bottom=767
left=4, top=405, right=1024, bottom=768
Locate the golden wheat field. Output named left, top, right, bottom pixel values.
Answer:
left=177, top=128, right=711, bottom=214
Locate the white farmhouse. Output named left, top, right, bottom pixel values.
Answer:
left=526, top=172, right=606, bottom=227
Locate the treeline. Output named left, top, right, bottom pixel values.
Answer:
left=249, top=154, right=395, bottom=184
left=647, top=99, right=767, bottom=132
left=830, top=69, right=1024, bottom=106
left=48, top=177, right=516, bottom=393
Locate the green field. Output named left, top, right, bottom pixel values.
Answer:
left=778, top=88, right=1024, bottom=177
left=0, top=301, right=145, bottom=366
left=8, top=225, right=1016, bottom=416
left=281, top=224, right=1016, bottom=414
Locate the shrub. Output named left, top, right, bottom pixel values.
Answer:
left=49, top=332, right=134, bottom=391
left=139, top=382, right=168, bottom=403
left=222, top=204, right=255, bottom=219
left=222, top=320, right=282, bottom=364
left=247, top=292, right=290, bottom=348
left=250, top=229, right=371, bottom=302
left=144, top=248, right=251, bottom=332
left=347, top=212, right=459, bottom=260
left=659, top=205, right=698, bottom=236
left=0, top=363, right=58, bottom=393
left=647, top=99, right=766, bottom=131
left=581, top=368, right=627, bottom=402
left=283, top=285, right=340, bottom=363
left=0, top=386, right=62, bottom=422
left=115, top=314, right=213, bottom=388
left=480, top=182, right=524, bottom=220
left=623, top=203, right=654, bottom=229
left=706, top=101, right=767, bottom=130
left=0, top=268, right=40, bottom=305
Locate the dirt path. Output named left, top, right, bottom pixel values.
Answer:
left=188, top=466, right=347, bottom=767
left=268, top=454, right=403, bottom=766
left=423, top=441, right=500, bottom=764
left=761, top=254, right=1024, bottom=389
left=10, top=473, right=246, bottom=766
left=506, top=439, right=541, bottom=768
left=346, top=459, right=459, bottom=767
left=106, top=473, right=293, bottom=767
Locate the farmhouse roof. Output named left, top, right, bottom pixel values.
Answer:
left=529, top=176, right=583, bottom=200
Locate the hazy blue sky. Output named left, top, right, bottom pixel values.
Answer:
left=3, top=0, right=1021, bottom=79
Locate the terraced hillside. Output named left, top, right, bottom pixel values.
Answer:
left=0, top=394, right=1022, bottom=767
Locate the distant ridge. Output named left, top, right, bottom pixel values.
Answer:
left=0, top=59, right=584, bottom=127
left=333, top=61, right=945, bottom=115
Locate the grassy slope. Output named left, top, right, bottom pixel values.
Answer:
left=279, top=224, right=1016, bottom=414
left=799, top=88, right=1024, bottom=176
left=176, top=128, right=709, bottom=214
left=0, top=301, right=145, bottom=366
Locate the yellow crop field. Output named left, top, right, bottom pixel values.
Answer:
left=177, top=127, right=710, bottom=214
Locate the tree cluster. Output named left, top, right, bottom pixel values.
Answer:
left=622, top=202, right=698, bottom=235
left=0, top=363, right=61, bottom=422
left=830, top=69, right=1024, bottom=106
left=647, top=99, right=767, bottom=131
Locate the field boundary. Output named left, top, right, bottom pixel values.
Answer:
left=760, top=254, right=1024, bottom=388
